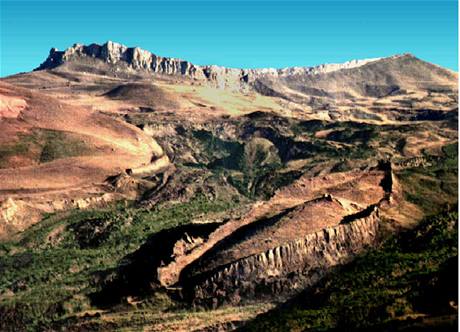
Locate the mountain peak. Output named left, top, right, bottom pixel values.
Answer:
left=35, top=41, right=390, bottom=75
left=35, top=41, right=455, bottom=90
left=37, top=40, right=392, bottom=74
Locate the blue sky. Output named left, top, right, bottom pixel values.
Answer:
left=0, top=1, right=458, bottom=76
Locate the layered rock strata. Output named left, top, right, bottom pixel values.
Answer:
left=184, top=208, right=381, bottom=306
left=180, top=163, right=395, bottom=306
left=154, top=169, right=387, bottom=286
left=36, top=41, right=382, bottom=88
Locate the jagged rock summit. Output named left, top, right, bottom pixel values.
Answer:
left=37, top=40, right=384, bottom=75
left=35, top=41, right=457, bottom=94
left=36, top=41, right=396, bottom=81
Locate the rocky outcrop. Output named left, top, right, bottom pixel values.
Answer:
left=37, top=41, right=231, bottom=84
left=0, top=95, right=27, bottom=119
left=149, top=168, right=388, bottom=286
left=183, top=208, right=381, bottom=307
left=177, top=165, right=396, bottom=306
left=0, top=198, right=42, bottom=238
left=36, top=41, right=384, bottom=88
left=89, top=164, right=400, bottom=309
left=393, top=156, right=439, bottom=170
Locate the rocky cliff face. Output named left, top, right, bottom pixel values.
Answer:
left=37, top=41, right=205, bottom=77
left=36, top=41, right=383, bottom=88
left=183, top=209, right=381, bottom=307
left=178, top=164, right=395, bottom=306
left=28, top=40, right=459, bottom=124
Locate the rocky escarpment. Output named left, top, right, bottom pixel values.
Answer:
left=0, top=198, right=42, bottom=238
left=36, top=41, right=383, bottom=88
left=184, top=209, right=381, bottom=307
left=34, top=41, right=458, bottom=103
left=92, top=166, right=395, bottom=308
left=179, top=163, right=396, bottom=306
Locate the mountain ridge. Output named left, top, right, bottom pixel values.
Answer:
left=36, top=41, right=424, bottom=81
left=34, top=41, right=457, bottom=95
left=36, top=40, right=391, bottom=74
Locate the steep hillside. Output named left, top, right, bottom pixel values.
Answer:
left=0, top=82, right=170, bottom=238
left=244, top=207, right=458, bottom=332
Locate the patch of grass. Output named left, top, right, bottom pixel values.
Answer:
left=0, top=129, right=92, bottom=167
left=193, top=129, right=245, bottom=170
left=0, top=133, right=37, bottom=167
left=38, top=130, right=91, bottom=163
left=326, top=128, right=378, bottom=143
left=399, top=142, right=458, bottom=214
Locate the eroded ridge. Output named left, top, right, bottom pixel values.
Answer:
left=180, top=165, right=393, bottom=305
left=102, top=162, right=396, bottom=306
left=187, top=209, right=380, bottom=307
left=154, top=168, right=387, bottom=285
left=36, top=41, right=383, bottom=86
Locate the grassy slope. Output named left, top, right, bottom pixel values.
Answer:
left=398, top=143, right=458, bottom=213
left=0, top=196, right=237, bottom=331
left=0, top=129, right=92, bottom=168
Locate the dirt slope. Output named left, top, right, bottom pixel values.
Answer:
left=0, top=81, right=165, bottom=237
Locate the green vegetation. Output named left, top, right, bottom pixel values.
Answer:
left=193, top=129, right=245, bottom=170
left=190, top=123, right=376, bottom=198
left=0, top=137, right=30, bottom=167
left=0, top=129, right=91, bottom=167
left=188, top=119, right=457, bottom=201
left=38, top=130, right=90, bottom=163
left=245, top=208, right=458, bottom=331
left=325, top=127, right=377, bottom=143
left=399, top=142, right=458, bottom=213
left=0, top=196, right=237, bottom=331
left=192, top=129, right=288, bottom=198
